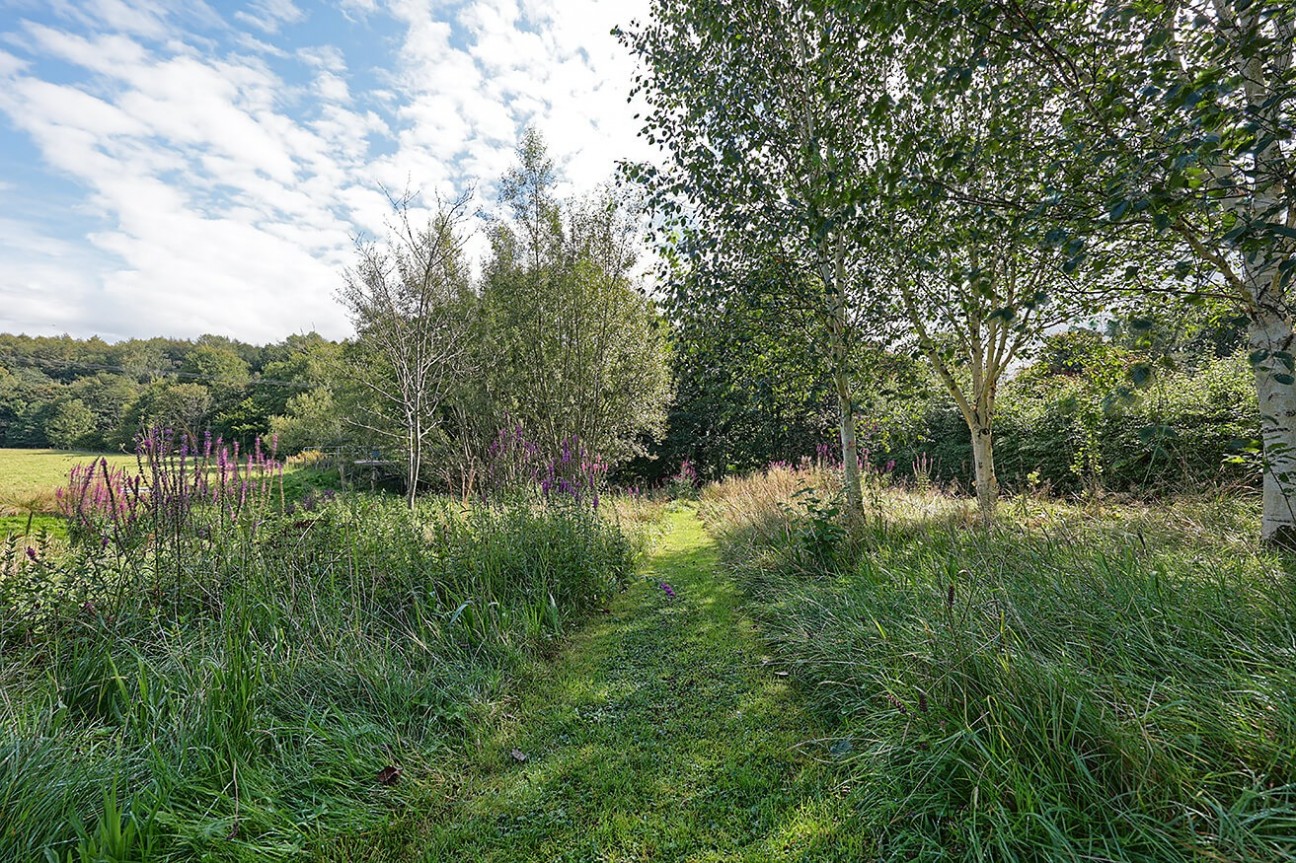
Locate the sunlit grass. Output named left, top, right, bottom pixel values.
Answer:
left=0, top=448, right=137, bottom=516
left=335, top=507, right=872, bottom=862
left=703, top=466, right=1296, bottom=862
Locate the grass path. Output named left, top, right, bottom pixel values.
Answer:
left=363, top=505, right=865, bottom=862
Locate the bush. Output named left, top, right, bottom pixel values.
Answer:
left=883, top=349, right=1258, bottom=495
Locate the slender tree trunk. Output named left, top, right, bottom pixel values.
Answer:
left=824, top=260, right=862, bottom=513
left=834, top=367, right=863, bottom=512
left=969, top=420, right=998, bottom=524
left=406, top=416, right=419, bottom=509
left=1249, top=307, right=1296, bottom=548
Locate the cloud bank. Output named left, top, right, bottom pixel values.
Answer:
left=0, top=0, right=652, bottom=343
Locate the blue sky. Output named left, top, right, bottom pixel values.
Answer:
left=0, top=0, right=652, bottom=342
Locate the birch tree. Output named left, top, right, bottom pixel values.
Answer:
left=482, top=132, right=670, bottom=463
left=619, top=0, right=888, bottom=512
left=869, top=0, right=1296, bottom=544
left=876, top=45, right=1098, bottom=522
left=338, top=192, right=476, bottom=508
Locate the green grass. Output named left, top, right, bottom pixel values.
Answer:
left=12, top=458, right=1287, bottom=862
left=1, top=494, right=634, bottom=862
left=703, top=470, right=1296, bottom=862
left=330, top=505, right=870, bottom=862
left=0, top=448, right=137, bottom=515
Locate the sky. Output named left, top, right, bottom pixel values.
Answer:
left=0, top=0, right=654, bottom=343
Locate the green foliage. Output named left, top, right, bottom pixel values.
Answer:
left=882, top=342, right=1257, bottom=495
left=45, top=399, right=97, bottom=451
left=269, top=387, right=343, bottom=456
left=481, top=132, right=671, bottom=466
left=0, top=332, right=344, bottom=452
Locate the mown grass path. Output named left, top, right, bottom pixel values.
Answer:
left=392, top=505, right=864, bottom=862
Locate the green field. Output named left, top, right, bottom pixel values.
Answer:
left=0, top=448, right=138, bottom=516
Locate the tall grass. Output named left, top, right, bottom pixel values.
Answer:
left=703, top=467, right=1296, bottom=861
left=1, top=473, right=634, bottom=860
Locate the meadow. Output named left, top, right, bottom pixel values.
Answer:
left=0, top=449, right=139, bottom=536
left=701, top=466, right=1296, bottom=861
left=5, top=423, right=1296, bottom=863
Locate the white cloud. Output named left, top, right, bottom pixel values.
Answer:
left=0, top=0, right=656, bottom=342
left=0, top=49, right=28, bottom=75
left=234, top=0, right=305, bottom=35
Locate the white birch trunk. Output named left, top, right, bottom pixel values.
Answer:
left=1249, top=306, right=1296, bottom=547
left=823, top=252, right=863, bottom=514
left=970, top=421, right=998, bottom=524
left=835, top=367, right=863, bottom=512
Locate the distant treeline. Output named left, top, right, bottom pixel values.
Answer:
left=0, top=331, right=340, bottom=453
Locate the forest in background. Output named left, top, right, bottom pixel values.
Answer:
left=0, top=299, right=1258, bottom=498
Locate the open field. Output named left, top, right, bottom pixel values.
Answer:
left=0, top=448, right=138, bottom=516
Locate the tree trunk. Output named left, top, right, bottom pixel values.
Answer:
left=834, top=368, right=863, bottom=512
left=1250, top=309, right=1296, bottom=548
left=406, top=420, right=419, bottom=509
left=822, top=244, right=863, bottom=514
left=969, top=421, right=998, bottom=525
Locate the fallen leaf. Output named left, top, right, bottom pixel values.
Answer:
left=775, top=670, right=789, bottom=678
left=510, top=748, right=529, bottom=763
left=376, top=765, right=402, bottom=786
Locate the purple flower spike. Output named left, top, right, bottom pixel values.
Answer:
left=660, top=582, right=676, bottom=601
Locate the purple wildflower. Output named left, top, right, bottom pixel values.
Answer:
left=660, top=582, right=676, bottom=601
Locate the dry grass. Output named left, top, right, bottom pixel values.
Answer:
left=700, top=464, right=1263, bottom=559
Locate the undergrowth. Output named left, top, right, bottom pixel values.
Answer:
left=702, top=466, right=1296, bottom=862
left=1, top=491, right=634, bottom=861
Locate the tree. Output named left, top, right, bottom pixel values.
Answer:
left=45, top=399, right=96, bottom=450
left=874, top=45, right=1103, bottom=521
left=270, top=386, right=345, bottom=456
left=867, top=0, right=1296, bottom=542
left=125, top=381, right=213, bottom=441
left=619, top=0, right=888, bottom=512
left=338, top=192, right=477, bottom=508
left=66, top=373, right=142, bottom=450
left=656, top=253, right=841, bottom=480
left=482, top=131, right=671, bottom=464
